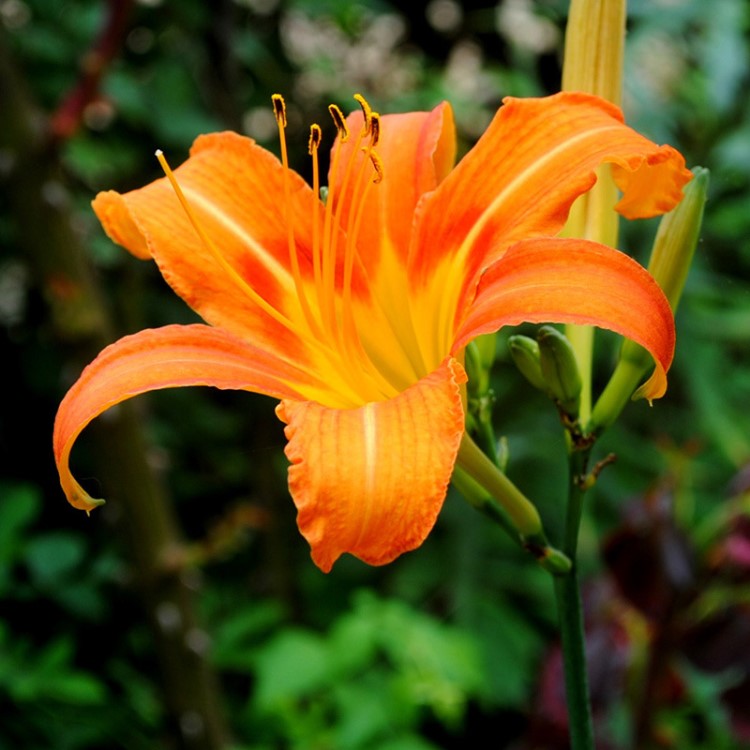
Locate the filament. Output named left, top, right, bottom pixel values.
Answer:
left=154, top=149, right=306, bottom=339
left=272, top=94, right=321, bottom=337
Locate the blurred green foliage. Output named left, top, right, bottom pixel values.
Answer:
left=2, top=0, right=750, bottom=748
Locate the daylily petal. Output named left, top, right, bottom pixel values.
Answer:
left=412, top=92, right=692, bottom=286
left=330, top=102, right=456, bottom=275
left=93, top=132, right=321, bottom=359
left=276, top=357, right=467, bottom=572
left=406, top=92, right=690, bottom=369
left=54, top=324, right=319, bottom=512
left=453, top=238, right=675, bottom=401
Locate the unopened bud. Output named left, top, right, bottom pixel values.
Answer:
left=589, top=168, right=709, bottom=432
left=647, top=166, right=709, bottom=311
left=465, top=341, right=485, bottom=399
left=537, top=326, right=582, bottom=417
left=474, top=332, right=497, bottom=370
left=466, top=335, right=496, bottom=400
left=508, top=335, right=546, bottom=392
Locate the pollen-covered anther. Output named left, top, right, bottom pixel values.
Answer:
left=271, top=94, right=287, bottom=127
left=308, top=123, right=322, bottom=155
left=369, top=113, right=381, bottom=147
left=328, top=104, right=349, bottom=142
left=368, top=150, right=384, bottom=184
left=353, top=93, right=373, bottom=134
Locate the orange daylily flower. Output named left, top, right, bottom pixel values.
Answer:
left=54, top=92, right=692, bottom=572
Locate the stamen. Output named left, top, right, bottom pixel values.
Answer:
left=271, top=93, right=286, bottom=127
left=337, top=143, right=400, bottom=397
left=308, top=123, right=322, bottom=154
left=154, top=149, right=305, bottom=338
left=321, top=106, right=367, bottom=337
left=337, top=138, right=381, bottom=361
left=308, top=124, right=323, bottom=300
left=368, top=149, right=384, bottom=184
left=353, top=93, right=372, bottom=133
left=272, top=95, right=321, bottom=336
left=328, top=104, right=349, bottom=142
left=369, top=113, right=380, bottom=147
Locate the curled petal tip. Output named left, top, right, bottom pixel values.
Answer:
left=630, top=359, right=668, bottom=403
left=67, top=482, right=106, bottom=513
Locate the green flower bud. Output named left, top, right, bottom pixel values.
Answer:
left=537, top=326, right=582, bottom=417
left=589, top=168, right=709, bottom=433
left=647, top=166, right=709, bottom=311
left=474, top=332, right=497, bottom=370
left=465, top=340, right=488, bottom=399
left=508, top=335, right=547, bottom=392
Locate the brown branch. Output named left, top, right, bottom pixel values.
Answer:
left=48, top=0, right=135, bottom=142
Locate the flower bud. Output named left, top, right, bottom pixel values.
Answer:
left=562, top=0, right=625, bottom=105
left=646, top=166, right=709, bottom=311
left=537, top=326, right=582, bottom=417
left=466, top=334, right=497, bottom=400
left=589, top=168, right=709, bottom=431
left=473, top=332, right=497, bottom=370
left=508, top=335, right=547, bottom=392
left=561, top=0, right=626, bottom=423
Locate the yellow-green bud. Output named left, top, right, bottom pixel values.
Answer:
left=589, top=168, right=709, bottom=433
left=465, top=340, right=488, bottom=399
left=508, top=335, right=547, bottom=392
left=647, top=166, right=709, bottom=311
left=466, top=334, right=497, bottom=400
left=474, top=332, right=497, bottom=370
left=537, top=326, right=582, bottom=417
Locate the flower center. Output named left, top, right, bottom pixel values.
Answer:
left=157, top=95, right=421, bottom=409
left=273, top=94, right=409, bottom=404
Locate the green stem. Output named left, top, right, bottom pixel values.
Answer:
left=554, top=446, right=595, bottom=750
left=454, top=435, right=572, bottom=575
left=457, top=434, right=544, bottom=538
left=588, top=343, right=652, bottom=435
left=554, top=571, right=594, bottom=750
left=564, top=323, right=594, bottom=424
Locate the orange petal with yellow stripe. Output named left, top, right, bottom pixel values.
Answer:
left=54, top=324, right=318, bottom=512
left=276, top=358, right=467, bottom=572
left=412, top=92, right=693, bottom=288
left=93, top=132, right=321, bottom=362
left=454, top=238, right=675, bottom=400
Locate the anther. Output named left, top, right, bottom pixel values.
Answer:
left=308, top=123, right=322, bottom=155
left=353, top=93, right=372, bottom=133
left=271, top=94, right=286, bottom=127
left=328, top=104, right=349, bottom=142
left=368, top=150, right=384, bottom=184
left=369, top=113, right=381, bottom=147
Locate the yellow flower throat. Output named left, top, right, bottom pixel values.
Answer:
left=157, top=95, right=426, bottom=409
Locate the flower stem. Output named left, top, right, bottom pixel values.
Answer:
left=554, top=570, right=594, bottom=750
left=454, top=435, right=572, bottom=575
left=554, top=445, right=595, bottom=750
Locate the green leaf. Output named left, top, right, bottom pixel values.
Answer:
left=211, top=601, right=286, bottom=672
left=24, top=532, right=86, bottom=586
left=0, top=484, right=40, bottom=592
left=253, top=629, right=331, bottom=710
